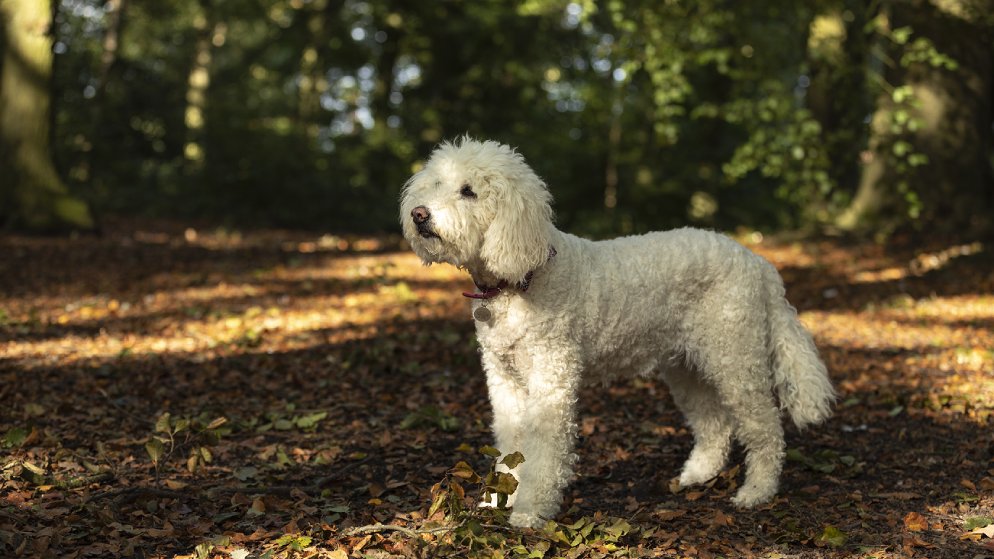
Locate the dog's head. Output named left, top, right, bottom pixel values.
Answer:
left=399, top=137, right=554, bottom=284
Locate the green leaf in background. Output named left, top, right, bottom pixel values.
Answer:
left=3, top=427, right=28, bottom=448
left=817, top=525, right=847, bottom=548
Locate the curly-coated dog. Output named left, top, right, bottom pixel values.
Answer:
left=399, top=137, right=835, bottom=528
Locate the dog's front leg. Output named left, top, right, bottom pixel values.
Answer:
left=505, top=349, right=581, bottom=529
left=480, top=361, right=527, bottom=509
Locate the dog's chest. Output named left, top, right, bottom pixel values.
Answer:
left=473, top=296, right=526, bottom=338
left=473, top=297, right=536, bottom=369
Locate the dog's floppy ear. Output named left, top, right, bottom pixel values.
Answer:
left=480, top=168, right=554, bottom=284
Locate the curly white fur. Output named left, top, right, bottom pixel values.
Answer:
left=400, top=137, right=835, bottom=528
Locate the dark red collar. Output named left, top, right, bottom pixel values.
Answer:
left=462, top=246, right=557, bottom=300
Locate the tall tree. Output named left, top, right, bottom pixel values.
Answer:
left=0, top=0, right=93, bottom=231
left=81, top=0, right=127, bottom=187
left=183, top=0, right=225, bottom=176
left=837, top=0, right=994, bottom=235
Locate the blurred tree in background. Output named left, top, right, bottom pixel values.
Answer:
left=1, top=0, right=991, bottom=236
left=0, top=0, right=94, bottom=231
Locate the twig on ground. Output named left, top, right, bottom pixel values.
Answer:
left=84, top=456, right=373, bottom=503
left=342, top=521, right=466, bottom=538
left=59, top=471, right=115, bottom=490
left=87, top=486, right=187, bottom=506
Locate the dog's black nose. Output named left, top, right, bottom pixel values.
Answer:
left=411, top=206, right=431, bottom=224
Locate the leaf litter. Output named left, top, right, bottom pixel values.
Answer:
left=1, top=220, right=993, bottom=558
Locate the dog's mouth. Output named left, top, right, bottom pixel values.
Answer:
left=416, top=222, right=440, bottom=240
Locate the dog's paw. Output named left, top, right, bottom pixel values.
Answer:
left=509, top=511, right=544, bottom=529
left=678, top=468, right=716, bottom=487
left=678, top=455, right=723, bottom=487
left=731, top=484, right=775, bottom=508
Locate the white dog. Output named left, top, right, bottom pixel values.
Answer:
left=400, top=137, right=834, bottom=528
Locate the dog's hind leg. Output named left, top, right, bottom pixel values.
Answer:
left=712, top=369, right=785, bottom=508
left=665, top=366, right=734, bottom=487
left=687, top=284, right=787, bottom=507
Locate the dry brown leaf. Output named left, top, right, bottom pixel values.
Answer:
left=164, top=479, right=187, bottom=490
left=711, top=510, right=734, bottom=529
left=250, top=497, right=265, bottom=514
left=684, top=490, right=706, bottom=502
left=903, top=511, right=928, bottom=532
left=872, top=492, right=920, bottom=500
left=655, top=509, right=688, bottom=521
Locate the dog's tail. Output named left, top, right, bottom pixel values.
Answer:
left=764, top=264, right=835, bottom=429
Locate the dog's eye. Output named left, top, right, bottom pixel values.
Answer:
left=460, top=184, right=476, bottom=198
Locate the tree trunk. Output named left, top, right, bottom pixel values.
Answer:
left=97, top=0, right=125, bottom=97
left=82, top=0, right=126, bottom=185
left=838, top=0, right=994, bottom=235
left=184, top=0, right=225, bottom=176
left=0, top=0, right=94, bottom=231
left=297, top=0, right=339, bottom=136
left=806, top=3, right=873, bottom=207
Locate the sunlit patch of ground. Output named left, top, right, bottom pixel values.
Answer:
left=2, top=223, right=993, bottom=558
left=1, top=227, right=470, bottom=368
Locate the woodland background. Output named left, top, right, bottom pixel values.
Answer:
left=1, top=0, right=992, bottom=237
left=3, top=1, right=994, bottom=559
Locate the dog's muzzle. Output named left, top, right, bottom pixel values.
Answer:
left=411, top=206, right=439, bottom=239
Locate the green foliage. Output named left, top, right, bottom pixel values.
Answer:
left=46, top=0, right=987, bottom=235
left=145, top=412, right=229, bottom=476
left=416, top=447, right=642, bottom=558
left=399, top=405, right=460, bottom=432
left=2, top=427, right=28, bottom=449
left=253, top=406, right=329, bottom=433
left=785, top=447, right=861, bottom=476
left=274, top=533, right=313, bottom=551
left=191, top=536, right=231, bottom=559
left=816, top=525, right=848, bottom=548
left=965, top=516, right=994, bottom=531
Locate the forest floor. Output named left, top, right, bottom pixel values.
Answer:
left=2, top=219, right=994, bottom=559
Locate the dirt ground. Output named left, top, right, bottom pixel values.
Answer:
left=2, top=220, right=993, bottom=558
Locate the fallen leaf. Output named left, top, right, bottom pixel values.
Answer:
left=816, top=525, right=847, bottom=548
left=655, top=509, right=687, bottom=522
left=964, top=516, right=993, bottom=531
left=711, top=510, right=734, bottom=528
left=904, top=511, right=928, bottom=532
left=164, top=479, right=188, bottom=490
left=871, top=491, right=920, bottom=500
left=249, top=498, right=266, bottom=514
left=903, top=534, right=934, bottom=550
left=352, top=534, right=372, bottom=553
left=684, top=490, right=706, bottom=502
